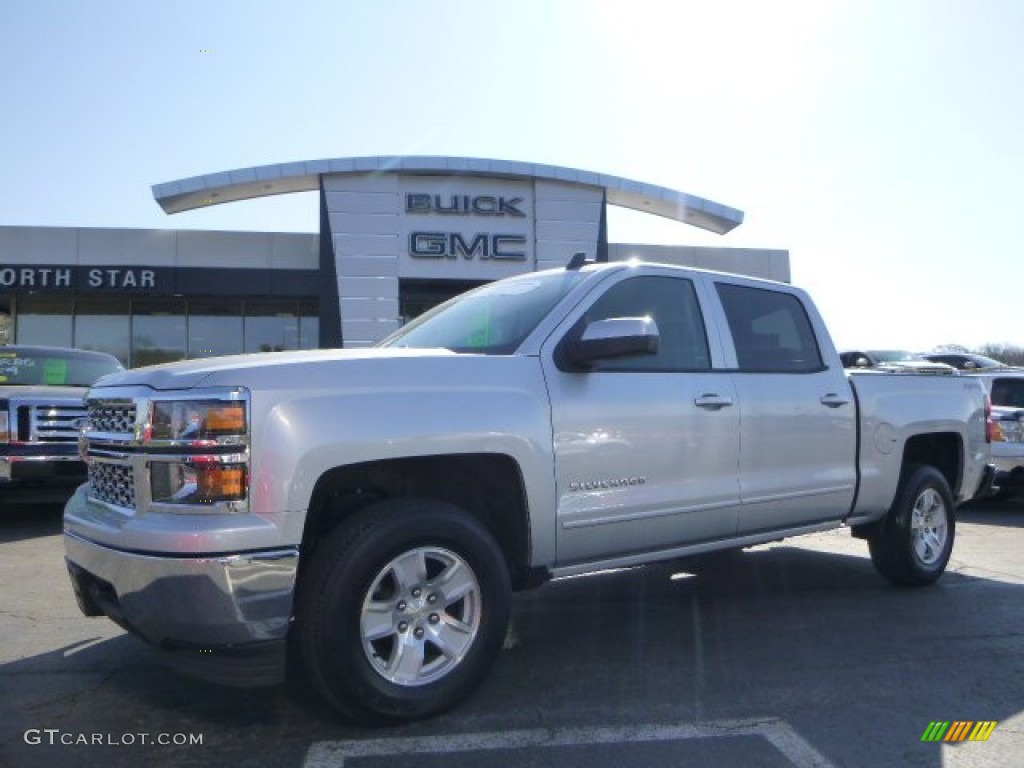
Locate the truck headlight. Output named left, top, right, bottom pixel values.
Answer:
left=144, top=391, right=250, bottom=511
left=149, top=400, right=246, bottom=441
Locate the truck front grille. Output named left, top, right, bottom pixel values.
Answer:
left=87, top=462, right=135, bottom=509
left=8, top=400, right=87, bottom=443
left=88, top=401, right=137, bottom=435
left=28, top=404, right=87, bottom=442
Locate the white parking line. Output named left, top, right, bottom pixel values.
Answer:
left=303, top=717, right=838, bottom=768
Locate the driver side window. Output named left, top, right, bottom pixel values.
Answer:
left=580, top=276, right=711, bottom=372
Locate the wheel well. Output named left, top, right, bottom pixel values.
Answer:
left=301, top=454, right=536, bottom=588
left=902, top=432, right=961, bottom=495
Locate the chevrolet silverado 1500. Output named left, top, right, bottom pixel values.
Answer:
left=64, top=261, right=993, bottom=723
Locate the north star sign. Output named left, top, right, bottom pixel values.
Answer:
left=406, top=192, right=529, bottom=261
left=0, top=266, right=161, bottom=292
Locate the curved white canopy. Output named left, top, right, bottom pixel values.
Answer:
left=153, top=156, right=743, bottom=235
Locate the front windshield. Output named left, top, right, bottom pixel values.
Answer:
left=381, top=270, right=588, bottom=354
left=0, top=348, right=122, bottom=387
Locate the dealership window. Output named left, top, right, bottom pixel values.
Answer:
left=298, top=300, right=319, bottom=349
left=75, top=299, right=131, bottom=364
left=15, top=297, right=73, bottom=348
left=9, top=296, right=319, bottom=365
left=133, top=300, right=186, bottom=367
left=245, top=301, right=298, bottom=353
left=189, top=300, right=243, bottom=359
left=0, top=298, right=10, bottom=345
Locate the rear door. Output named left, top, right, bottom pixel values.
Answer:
left=711, top=279, right=857, bottom=534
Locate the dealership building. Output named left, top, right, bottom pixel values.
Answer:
left=0, top=156, right=789, bottom=367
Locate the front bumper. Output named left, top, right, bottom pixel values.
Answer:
left=64, top=513, right=299, bottom=685
left=1, top=451, right=85, bottom=485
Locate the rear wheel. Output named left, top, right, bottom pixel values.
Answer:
left=868, top=464, right=955, bottom=586
left=291, top=499, right=511, bottom=724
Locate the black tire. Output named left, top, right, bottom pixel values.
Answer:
left=291, top=499, right=511, bottom=724
left=867, top=464, right=955, bottom=586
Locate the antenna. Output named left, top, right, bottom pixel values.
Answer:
left=566, top=252, right=589, bottom=270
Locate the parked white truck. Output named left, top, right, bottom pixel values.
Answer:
left=64, top=260, right=994, bottom=723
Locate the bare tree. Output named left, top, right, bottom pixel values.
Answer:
left=976, top=343, right=1024, bottom=366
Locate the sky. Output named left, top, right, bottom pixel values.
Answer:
left=2, top=0, right=1022, bottom=352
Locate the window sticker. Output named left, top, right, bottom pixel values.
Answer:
left=43, top=358, right=68, bottom=385
left=465, top=309, right=493, bottom=348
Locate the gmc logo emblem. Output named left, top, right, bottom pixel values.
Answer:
left=409, top=232, right=527, bottom=261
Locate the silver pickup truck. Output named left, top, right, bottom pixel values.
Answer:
left=64, top=261, right=994, bottom=724
left=1, top=346, right=123, bottom=503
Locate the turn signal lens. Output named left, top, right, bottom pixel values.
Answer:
left=150, top=461, right=247, bottom=506
left=205, top=405, right=246, bottom=434
left=197, top=466, right=246, bottom=501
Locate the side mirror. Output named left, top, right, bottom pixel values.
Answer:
left=566, top=317, right=659, bottom=368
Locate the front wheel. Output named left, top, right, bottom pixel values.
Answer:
left=867, top=464, right=955, bottom=586
left=291, top=499, right=511, bottom=724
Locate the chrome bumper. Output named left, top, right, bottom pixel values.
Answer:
left=64, top=530, right=299, bottom=649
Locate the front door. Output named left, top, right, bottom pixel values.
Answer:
left=541, top=272, right=742, bottom=566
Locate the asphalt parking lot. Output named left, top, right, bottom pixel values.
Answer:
left=2, top=497, right=1022, bottom=768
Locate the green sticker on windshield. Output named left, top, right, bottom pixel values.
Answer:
left=464, top=308, right=492, bottom=349
left=43, top=358, right=68, bottom=385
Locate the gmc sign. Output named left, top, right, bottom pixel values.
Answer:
left=409, top=232, right=527, bottom=260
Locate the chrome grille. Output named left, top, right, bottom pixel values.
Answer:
left=88, top=400, right=137, bottom=434
left=88, top=462, right=135, bottom=508
left=30, top=403, right=87, bottom=442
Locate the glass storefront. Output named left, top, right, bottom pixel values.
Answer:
left=133, top=299, right=187, bottom=367
left=8, top=296, right=319, bottom=368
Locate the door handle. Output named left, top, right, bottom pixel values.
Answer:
left=694, top=394, right=735, bottom=410
left=820, top=393, right=851, bottom=408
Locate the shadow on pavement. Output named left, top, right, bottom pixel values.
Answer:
left=0, top=502, right=64, bottom=543
left=3, top=541, right=1022, bottom=767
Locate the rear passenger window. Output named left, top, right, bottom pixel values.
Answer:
left=716, top=283, right=823, bottom=373
left=991, top=378, right=1024, bottom=408
left=579, top=276, right=711, bottom=372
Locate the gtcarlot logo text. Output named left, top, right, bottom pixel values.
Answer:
left=24, top=729, right=203, bottom=746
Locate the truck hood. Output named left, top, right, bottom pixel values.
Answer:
left=91, top=348, right=460, bottom=391
left=0, top=384, right=89, bottom=400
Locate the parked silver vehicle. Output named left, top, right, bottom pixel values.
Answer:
left=921, top=352, right=1010, bottom=371
left=840, top=349, right=958, bottom=374
left=65, top=262, right=993, bottom=724
left=964, top=371, right=1024, bottom=498
left=1, top=346, right=123, bottom=502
